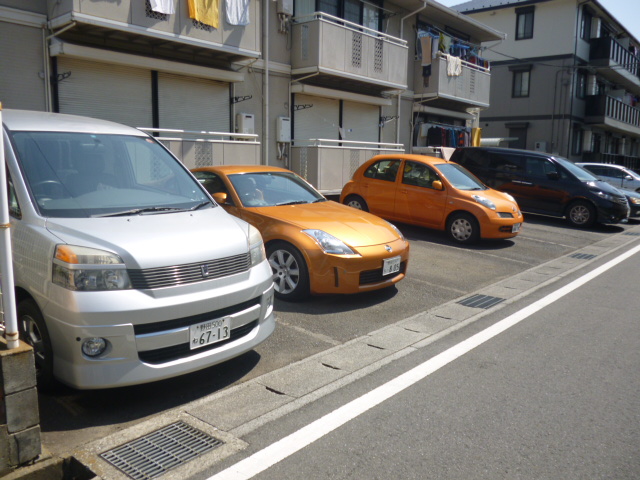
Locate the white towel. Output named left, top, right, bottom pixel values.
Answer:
left=226, top=0, right=250, bottom=26
left=150, top=0, right=175, bottom=14
left=446, top=54, right=462, bottom=76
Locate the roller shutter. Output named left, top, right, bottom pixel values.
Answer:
left=57, top=58, right=152, bottom=128
left=0, top=21, right=46, bottom=110
left=158, top=73, right=230, bottom=132
left=342, top=101, right=380, bottom=143
left=293, top=94, right=340, bottom=142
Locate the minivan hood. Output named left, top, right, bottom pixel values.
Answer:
left=44, top=208, right=249, bottom=269
left=586, top=180, right=624, bottom=196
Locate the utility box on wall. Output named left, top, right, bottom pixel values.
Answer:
left=236, top=113, right=255, bottom=136
left=276, top=116, right=291, bottom=142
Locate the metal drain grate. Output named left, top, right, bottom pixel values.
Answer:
left=101, top=421, right=223, bottom=480
left=457, top=294, right=505, bottom=309
left=570, top=253, right=597, bottom=260
left=623, top=231, right=640, bottom=236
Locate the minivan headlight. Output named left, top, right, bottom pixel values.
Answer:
left=249, top=225, right=266, bottom=267
left=591, top=190, right=617, bottom=202
left=52, top=245, right=131, bottom=291
left=303, top=229, right=358, bottom=255
left=472, top=195, right=496, bottom=211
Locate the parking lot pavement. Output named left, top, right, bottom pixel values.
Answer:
left=31, top=217, right=640, bottom=479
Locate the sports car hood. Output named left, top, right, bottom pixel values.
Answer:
left=44, top=208, right=250, bottom=269
left=255, top=201, right=401, bottom=247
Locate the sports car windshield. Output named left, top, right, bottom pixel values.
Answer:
left=436, top=163, right=488, bottom=191
left=228, top=172, right=326, bottom=207
left=10, top=131, right=211, bottom=218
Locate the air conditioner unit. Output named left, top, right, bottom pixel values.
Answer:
left=236, top=113, right=255, bottom=136
left=534, top=141, right=547, bottom=152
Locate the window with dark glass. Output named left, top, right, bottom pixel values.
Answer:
left=515, top=6, right=534, bottom=40
left=576, top=71, right=587, bottom=99
left=581, top=7, right=593, bottom=40
left=308, top=0, right=381, bottom=30
left=364, top=160, right=400, bottom=182
left=512, top=70, right=530, bottom=97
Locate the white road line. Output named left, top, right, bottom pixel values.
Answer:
left=209, top=243, right=640, bottom=480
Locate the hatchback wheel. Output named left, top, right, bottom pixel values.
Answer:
left=343, top=195, right=369, bottom=212
left=18, top=299, right=56, bottom=390
left=267, top=242, right=310, bottom=301
left=566, top=200, right=596, bottom=227
left=447, top=212, right=480, bottom=244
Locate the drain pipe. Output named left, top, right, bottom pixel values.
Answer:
left=263, top=0, right=270, bottom=165
left=398, top=1, right=428, bottom=146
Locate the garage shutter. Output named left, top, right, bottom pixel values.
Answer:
left=0, top=21, right=46, bottom=110
left=342, top=101, right=380, bottom=143
left=57, top=58, right=153, bottom=128
left=158, top=73, right=230, bottom=132
left=293, top=94, right=340, bottom=142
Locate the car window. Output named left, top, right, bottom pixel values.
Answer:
left=402, top=161, right=441, bottom=189
left=524, top=157, right=560, bottom=177
left=193, top=171, right=230, bottom=197
left=489, top=152, right=524, bottom=172
left=605, top=167, right=624, bottom=179
left=363, top=160, right=400, bottom=182
left=453, top=149, right=488, bottom=168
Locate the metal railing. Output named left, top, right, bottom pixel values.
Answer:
left=586, top=95, right=640, bottom=128
left=137, top=127, right=259, bottom=143
left=292, top=138, right=403, bottom=150
left=590, top=36, right=640, bottom=78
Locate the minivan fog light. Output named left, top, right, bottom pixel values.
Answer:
left=82, top=337, right=107, bottom=357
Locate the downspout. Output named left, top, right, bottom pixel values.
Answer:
left=398, top=1, right=428, bottom=148
left=263, top=0, right=270, bottom=165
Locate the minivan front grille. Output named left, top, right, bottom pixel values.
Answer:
left=129, top=252, right=251, bottom=289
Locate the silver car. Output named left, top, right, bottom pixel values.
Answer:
left=2, top=110, right=275, bottom=389
left=576, top=162, right=640, bottom=192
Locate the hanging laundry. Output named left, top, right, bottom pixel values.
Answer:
left=420, top=36, right=432, bottom=67
left=226, top=0, right=250, bottom=25
left=446, top=54, right=462, bottom=76
left=188, top=0, right=220, bottom=29
left=150, top=0, right=175, bottom=14
left=439, top=33, right=452, bottom=53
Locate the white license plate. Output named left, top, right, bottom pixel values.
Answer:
left=382, top=255, right=401, bottom=276
left=512, top=223, right=522, bottom=233
left=190, top=317, right=231, bottom=350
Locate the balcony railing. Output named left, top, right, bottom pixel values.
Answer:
left=137, top=128, right=260, bottom=169
left=413, top=53, right=491, bottom=108
left=290, top=139, right=404, bottom=194
left=590, top=36, right=640, bottom=91
left=290, top=13, right=408, bottom=90
left=585, top=95, right=640, bottom=130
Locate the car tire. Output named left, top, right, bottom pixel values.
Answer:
left=566, top=200, right=596, bottom=228
left=17, top=299, right=56, bottom=391
left=343, top=195, right=369, bottom=212
left=446, top=212, right=480, bottom=244
left=267, top=241, right=310, bottom=301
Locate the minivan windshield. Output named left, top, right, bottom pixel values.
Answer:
left=436, top=163, right=488, bottom=191
left=10, top=132, right=212, bottom=218
left=553, top=156, right=599, bottom=182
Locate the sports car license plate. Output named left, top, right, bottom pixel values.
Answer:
left=190, top=317, right=231, bottom=350
left=512, top=223, right=522, bottom=233
left=382, top=255, right=401, bottom=276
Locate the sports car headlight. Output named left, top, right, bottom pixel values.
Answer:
left=52, top=245, right=131, bottom=291
left=303, top=229, right=358, bottom=255
left=502, top=192, right=516, bottom=203
left=628, top=196, right=640, bottom=205
left=249, top=224, right=266, bottom=266
left=472, top=195, right=496, bottom=211
left=386, top=221, right=405, bottom=240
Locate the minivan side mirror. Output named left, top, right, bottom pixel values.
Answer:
left=547, top=171, right=559, bottom=180
left=432, top=180, right=444, bottom=191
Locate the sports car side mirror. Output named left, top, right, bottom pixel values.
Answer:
left=213, top=192, right=229, bottom=204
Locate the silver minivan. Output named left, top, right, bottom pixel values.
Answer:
left=2, top=110, right=275, bottom=389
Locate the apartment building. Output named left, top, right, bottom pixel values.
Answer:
left=452, top=0, right=640, bottom=169
left=0, top=0, right=503, bottom=193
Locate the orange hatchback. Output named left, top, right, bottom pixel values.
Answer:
left=340, top=154, right=523, bottom=244
left=192, top=166, right=409, bottom=300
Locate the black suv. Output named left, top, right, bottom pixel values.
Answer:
left=449, top=147, right=629, bottom=227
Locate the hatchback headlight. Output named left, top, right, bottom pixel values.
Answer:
left=303, top=229, right=358, bottom=255
left=52, top=245, right=131, bottom=291
left=249, top=224, right=266, bottom=266
left=472, top=195, right=496, bottom=211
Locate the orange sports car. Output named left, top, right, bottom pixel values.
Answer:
left=192, top=165, right=409, bottom=301
left=340, top=154, right=523, bottom=244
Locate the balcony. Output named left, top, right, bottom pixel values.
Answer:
left=46, top=0, right=260, bottom=63
left=585, top=95, right=640, bottom=136
left=290, top=139, right=404, bottom=194
left=413, top=53, right=491, bottom=110
left=590, top=37, right=640, bottom=93
left=138, top=128, right=261, bottom=169
left=290, top=13, right=408, bottom=96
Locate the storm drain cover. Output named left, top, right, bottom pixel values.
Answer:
left=624, top=231, right=640, bottom=236
left=100, top=421, right=224, bottom=480
left=570, top=253, right=597, bottom=260
left=457, top=294, right=505, bottom=309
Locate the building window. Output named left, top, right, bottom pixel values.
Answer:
left=576, top=71, right=587, bottom=99
left=305, top=0, right=381, bottom=31
left=572, top=128, right=584, bottom=155
left=515, top=6, right=534, bottom=40
left=512, top=70, right=530, bottom=97
left=581, top=7, right=593, bottom=40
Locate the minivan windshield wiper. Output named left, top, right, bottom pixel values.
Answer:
left=94, top=206, right=187, bottom=217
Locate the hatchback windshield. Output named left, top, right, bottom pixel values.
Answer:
left=436, top=163, right=487, bottom=191
left=229, top=172, right=325, bottom=207
left=10, top=132, right=211, bottom=218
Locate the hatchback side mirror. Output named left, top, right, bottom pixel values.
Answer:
left=432, top=180, right=444, bottom=190
left=625, top=175, right=633, bottom=181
